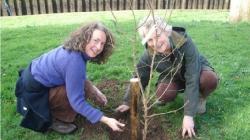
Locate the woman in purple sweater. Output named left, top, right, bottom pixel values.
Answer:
left=15, top=22, right=125, bottom=134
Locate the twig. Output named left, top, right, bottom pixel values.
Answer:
left=148, top=54, right=184, bottom=110
left=147, top=101, right=189, bottom=118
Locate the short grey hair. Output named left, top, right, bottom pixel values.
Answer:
left=137, top=16, right=172, bottom=39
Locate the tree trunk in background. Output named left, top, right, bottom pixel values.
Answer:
left=229, top=0, right=250, bottom=22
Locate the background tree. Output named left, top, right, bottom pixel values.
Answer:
left=229, top=0, right=250, bottom=22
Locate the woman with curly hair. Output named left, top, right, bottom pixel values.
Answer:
left=15, top=22, right=125, bottom=134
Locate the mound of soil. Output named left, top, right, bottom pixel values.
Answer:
left=76, top=79, right=170, bottom=140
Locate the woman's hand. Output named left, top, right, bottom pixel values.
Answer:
left=93, top=86, right=107, bottom=105
left=100, top=116, right=125, bottom=131
left=182, top=115, right=196, bottom=138
left=115, top=104, right=130, bottom=112
left=85, top=80, right=107, bottom=106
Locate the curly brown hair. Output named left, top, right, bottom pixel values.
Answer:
left=63, top=22, right=115, bottom=64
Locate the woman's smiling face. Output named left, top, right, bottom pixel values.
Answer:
left=85, top=29, right=106, bottom=58
left=145, top=28, right=171, bottom=54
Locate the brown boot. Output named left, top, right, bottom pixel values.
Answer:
left=50, top=119, right=77, bottom=134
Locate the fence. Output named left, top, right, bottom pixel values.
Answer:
left=1, top=0, right=231, bottom=16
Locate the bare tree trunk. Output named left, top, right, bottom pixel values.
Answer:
left=142, top=97, right=148, bottom=140
left=229, top=0, right=250, bottom=22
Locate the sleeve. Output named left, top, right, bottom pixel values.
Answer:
left=123, top=51, right=151, bottom=105
left=182, top=36, right=201, bottom=117
left=64, top=57, right=103, bottom=124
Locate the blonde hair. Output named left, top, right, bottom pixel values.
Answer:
left=63, top=22, right=115, bottom=64
left=137, top=16, right=172, bottom=39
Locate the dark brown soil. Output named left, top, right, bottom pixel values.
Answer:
left=76, top=79, right=170, bottom=140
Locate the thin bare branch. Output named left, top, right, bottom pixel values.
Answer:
left=148, top=51, right=181, bottom=102
left=148, top=54, right=184, bottom=110
left=147, top=100, right=189, bottom=118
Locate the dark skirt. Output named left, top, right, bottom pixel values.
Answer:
left=15, top=64, right=52, bottom=132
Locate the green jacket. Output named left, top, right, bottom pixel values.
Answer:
left=124, top=27, right=212, bottom=117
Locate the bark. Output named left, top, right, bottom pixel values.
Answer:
left=229, top=0, right=250, bottom=22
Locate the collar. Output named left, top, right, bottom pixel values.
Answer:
left=81, top=52, right=92, bottom=61
left=170, top=31, right=187, bottom=49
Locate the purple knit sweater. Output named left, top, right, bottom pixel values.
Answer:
left=31, top=46, right=103, bottom=124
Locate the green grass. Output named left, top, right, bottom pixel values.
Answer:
left=1, top=10, right=250, bottom=140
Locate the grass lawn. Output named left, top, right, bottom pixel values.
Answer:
left=1, top=10, right=250, bottom=140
